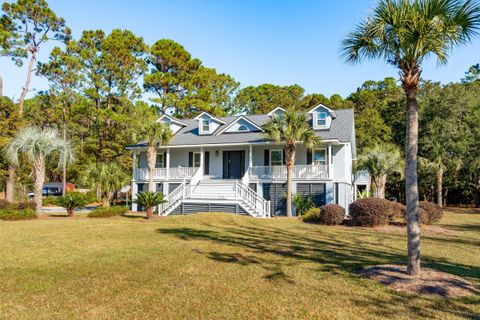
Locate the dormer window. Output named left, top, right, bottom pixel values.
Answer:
left=201, top=119, right=210, bottom=133
left=316, top=112, right=327, bottom=126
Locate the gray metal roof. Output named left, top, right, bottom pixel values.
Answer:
left=129, top=109, right=356, bottom=153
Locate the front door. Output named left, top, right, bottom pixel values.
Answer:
left=223, top=151, right=245, bottom=179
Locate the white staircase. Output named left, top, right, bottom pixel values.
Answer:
left=158, top=180, right=271, bottom=218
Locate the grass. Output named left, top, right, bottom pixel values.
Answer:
left=0, top=208, right=478, bottom=320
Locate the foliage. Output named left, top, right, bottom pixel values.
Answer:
left=349, top=198, right=398, bottom=227
left=418, top=201, right=444, bottom=225
left=291, top=193, right=314, bottom=216
left=301, top=207, right=321, bottom=223
left=79, top=162, right=129, bottom=203
left=319, top=204, right=345, bottom=225
left=55, top=192, right=90, bottom=216
left=235, top=84, right=304, bottom=114
left=0, top=208, right=36, bottom=220
left=0, top=199, right=35, bottom=210
left=134, top=191, right=166, bottom=219
left=87, top=205, right=128, bottom=218
left=355, top=143, right=403, bottom=198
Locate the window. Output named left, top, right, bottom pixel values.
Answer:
left=193, top=152, right=201, bottom=168
left=270, top=150, right=283, bottom=166
left=313, top=149, right=327, bottom=165
left=238, top=124, right=248, bottom=131
left=155, top=153, right=165, bottom=168
left=201, top=119, right=210, bottom=133
left=316, top=112, right=327, bottom=126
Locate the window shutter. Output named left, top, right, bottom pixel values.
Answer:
left=188, top=152, right=193, bottom=167
left=307, top=150, right=313, bottom=165
left=223, top=151, right=228, bottom=178
left=264, top=150, right=269, bottom=166
left=163, top=152, right=167, bottom=168
left=204, top=151, right=210, bottom=175
left=282, top=149, right=286, bottom=165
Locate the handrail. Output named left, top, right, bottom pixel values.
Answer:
left=136, top=167, right=198, bottom=181
left=235, top=180, right=271, bottom=218
left=249, top=164, right=329, bottom=180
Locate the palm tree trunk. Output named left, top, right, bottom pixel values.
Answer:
left=405, top=87, right=421, bottom=276
left=18, top=50, right=37, bottom=116
left=372, top=175, right=387, bottom=198
left=284, top=144, right=296, bottom=217
left=67, top=208, right=74, bottom=217
left=146, top=207, right=153, bottom=219
left=33, top=157, right=45, bottom=214
left=436, top=169, right=443, bottom=207
left=62, top=105, right=67, bottom=196
left=147, top=144, right=156, bottom=192
left=5, top=166, right=15, bottom=202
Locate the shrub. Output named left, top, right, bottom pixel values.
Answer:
left=318, top=204, right=345, bottom=225
left=349, top=197, right=398, bottom=227
left=42, top=197, right=59, bottom=206
left=87, top=206, right=128, bottom=218
left=0, top=200, right=35, bottom=211
left=134, top=191, right=166, bottom=219
left=302, top=207, right=321, bottom=223
left=292, top=193, right=314, bottom=216
left=419, top=201, right=443, bottom=224
left=56, top=192, right=90, bottom=217
left=0, top=208, right=37, bottom=221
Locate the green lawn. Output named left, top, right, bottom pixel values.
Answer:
left=0, top=209, right=478, bottom=320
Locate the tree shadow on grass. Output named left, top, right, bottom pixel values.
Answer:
left=157, top=222, right=480, bottom=318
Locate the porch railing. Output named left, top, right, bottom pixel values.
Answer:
left=248, top=164, right=330, bottom=180
left=136, top=167, right=198, bottom=181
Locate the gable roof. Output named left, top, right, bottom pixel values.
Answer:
left=129, top=109, right=355, bottom=149
left=267, top=107, right=286, bottom=116
left=215, top=115, right=264, bottom=135
left=194, top=112, right=226, bottom=124
left=308, top=104, right=337, bottom=118
left=157, top=114, right=188, bottom=127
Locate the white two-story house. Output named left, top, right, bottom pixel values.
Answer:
left=128, top=104, right=358, bottom=218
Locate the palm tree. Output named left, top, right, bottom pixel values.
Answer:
left=79, top=162, right=129, bottom=206
left=5, top=127, right=74, bottom=214
left=341, top=0, right=480, bottom=276
left=138, top=122, right=172, bottom=192
left=134, top=191, right=166, bottom=219
left=356, top=144, right=404, bottom=199
left=420, top=142, right=461, bottom=207
left=55, top=192, right=90, bottom=217
left=263, top=111, right=320, bottom=217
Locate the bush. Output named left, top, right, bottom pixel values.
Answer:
left=318, top=204, right=345, bottom=225
left=349, top=198, right=398, bottom=227
left=56, top=192, right=90, bottom=216
left=0, top=208, right=37, bottom=221
left=87, top=206, right=128, bottom=218
left=419, top=201, right=443, bottom=224
left=302, top=207, right=321, bottom=223
left=42, top=197, right=59, bottom=206
left=292, top=193, right=314, bottom=216
left=0, top=200, right=35, bottom=211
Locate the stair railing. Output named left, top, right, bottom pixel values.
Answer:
left=234, top=180, right=271, bottom=218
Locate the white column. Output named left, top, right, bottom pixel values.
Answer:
left=131, top=151, right=138, bottom=211
left=131, top=182, right=138, bottom=211
left=200, top=147, right=204, bottom=176
left=166, top=148, right=170, bottom=180
left=328, top=144, right=333, bottom=178
left=132, top=151, right=137, bottom=180
left=249, top=144, right=253, bottom=168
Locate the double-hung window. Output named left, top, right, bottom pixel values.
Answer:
left=155, top=153, right=165, bottom=168
left=316, top=112, right=327, bottom=126
left=313, top=149, right=327, bottom=166
left=193, top=152, right=201, bottom=168
left=201, top=119, right=210, bottom=133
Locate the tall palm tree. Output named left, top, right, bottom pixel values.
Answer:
left=5, top=127, right=74, bottom=213
left=341, top=0, right=480, bottom=275
left=263, top=111, right=320, bottom=217
left=356, top=143, right=404, bottom=199
left=138, top=122, right=172, bottom=192
left=420, top=142, right=461, bottom=207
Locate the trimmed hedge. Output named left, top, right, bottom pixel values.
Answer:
left=349, top=198, right=399, bottom=227
left=302, top=204, right=345, bottom=225
left=0, top=208, right=37, bottom=221
left=87, top=206, right=129, bottom=218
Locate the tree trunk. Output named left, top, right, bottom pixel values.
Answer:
left=372, top=175, right=387, bottom=198
left=436, top=169, right=443, bottom=208
left=404, top=87, right=421, bottom=276
left=0, top=76, right=3, bottom=96
left=18, top=50, right=37, bottom=116
left=67, top=208, right=74, bottom=217
left=284, top=144, right=296, bottom=217
left=5, top=166, right=15, bottom=202
left=147, top=144, right=157, bottom=192
left=146, top=207, right=153, bottom=219
left=33, top=157, right=45, bottom=214
left=62, top=105, right=67, bottom=196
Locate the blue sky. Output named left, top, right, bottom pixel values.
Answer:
left=2, top=0, right=480, bottom=101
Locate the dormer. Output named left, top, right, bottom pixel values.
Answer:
left=194, top=112, right=226, bottom=135
left=267, top=107, right=286, bottom=119
left=216, top=116, right=263, bottom=135
left=156, top=115, right=187, bottom=135
left=308, top=104, right=337, bottom=130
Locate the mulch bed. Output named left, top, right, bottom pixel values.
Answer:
left=359, top=265, right=479, bottom=297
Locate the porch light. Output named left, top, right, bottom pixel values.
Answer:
left=215, top=150, right=219, bottom=157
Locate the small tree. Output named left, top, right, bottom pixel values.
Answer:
left=356, top=143, right=403, bottom=199
left=292, top=193, right=314, bottom=216
left=5, top=127, right=74, bottom=213
left=134, top=191, right=166, bottom=219
left=55, top=192, right=89, bottom=217
left=263, top=111, right=320, bottom=217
